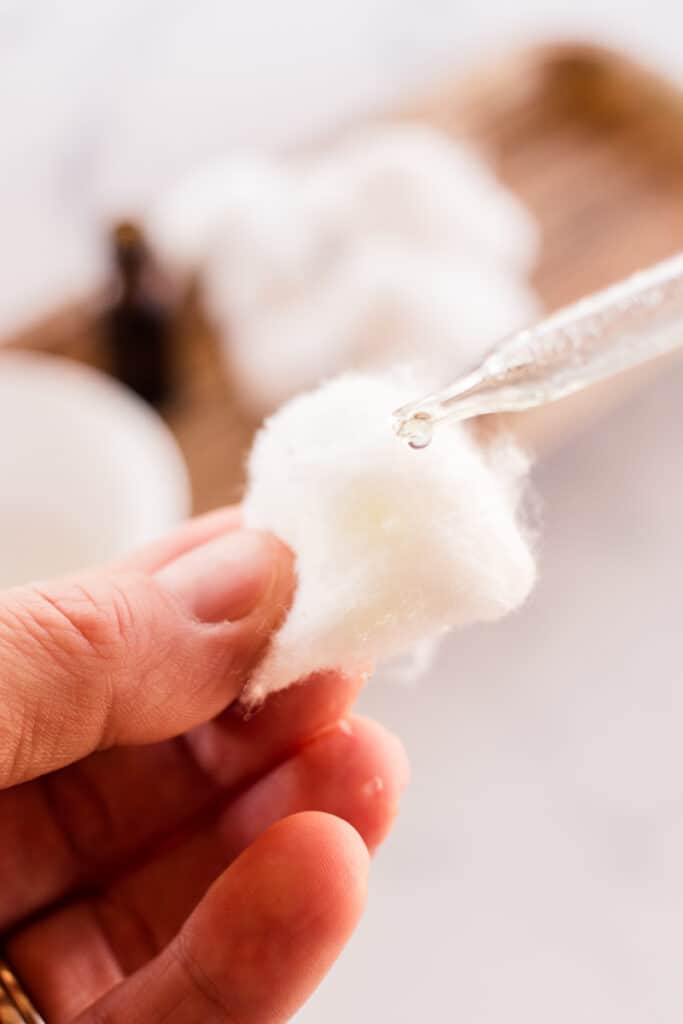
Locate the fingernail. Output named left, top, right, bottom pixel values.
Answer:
left=157, top=529, right=281, bottom=623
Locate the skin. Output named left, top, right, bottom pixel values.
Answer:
left=0, top=507, right=409, bottom=1023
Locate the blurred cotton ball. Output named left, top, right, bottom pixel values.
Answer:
left=242, top=370, right=536, bottom=702
left=305, top=124, right=540, bottom=273
left=225, top=240, right=539, bottom=418
left=147, top=124, right=540, bottom=417
left=146, top=156, right=322, bottom=317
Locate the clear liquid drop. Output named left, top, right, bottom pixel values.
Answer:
left=395, top=411, right=434, bottom=450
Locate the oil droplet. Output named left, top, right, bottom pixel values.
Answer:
left=361, top=775, right=385, bottom=798
left=396, top=411, right=434, bottom=450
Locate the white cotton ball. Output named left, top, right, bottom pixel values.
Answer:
left=306, top=124, right=540, bottom=274
left=221, top=282, right=363, bottom=418
left=322, top=240, right=539, bottom=378
left=242, top=370, right=536, bottom=703
left=147, top=156, right=321, bottom=316
left=201, top=195, right=324, bottom=322
left=222, top=240, right=539, bottom=417
left=146, top=157, right=283, bottom=272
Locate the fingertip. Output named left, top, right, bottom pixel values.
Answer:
left=212, top=810, right=370, bottom=926
left=76, top=811, right=371, bottom=1024
left=218, top=716, right=409, bottom=862
left=273, top=810, right=371, bottom=903
left=300, top=810, right=371, bottom=934
left=340, top=714, right=411, bottom=787
left=344, top=717, right=411, bottom=850
left=299, top=717, right=410, bottom=853
left=187, top=812, right=369, bottom=1013
left=243, top=812, right=370, bottom=951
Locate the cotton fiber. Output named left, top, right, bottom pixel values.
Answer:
left=242, top=370, right=536, bottom=703
left=147, top=125, right=540, bottom=416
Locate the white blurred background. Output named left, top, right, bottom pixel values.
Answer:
left=2, top=0, right=683, bottom=338
left=2, top=3, right=683, bottom=1021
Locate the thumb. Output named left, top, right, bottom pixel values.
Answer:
left=0, top=529, right=293, bottom=788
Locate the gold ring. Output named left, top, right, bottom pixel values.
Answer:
left=0, top=960, right=45, bottom=1024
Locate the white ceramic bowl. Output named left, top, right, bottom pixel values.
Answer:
left=0, top=352, right=191, bottom=587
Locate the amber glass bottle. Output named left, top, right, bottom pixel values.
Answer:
left=102, top=221, right=174, bottom=406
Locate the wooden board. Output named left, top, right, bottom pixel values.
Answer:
left=8, top=42, right=683, bottom=513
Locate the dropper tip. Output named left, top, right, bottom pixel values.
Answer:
left=393, top=410, right=435, bottom=450
left=392, top=365, right=494, bottom=447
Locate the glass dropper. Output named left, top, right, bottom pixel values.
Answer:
left=393, top=251, right=683, bottom=449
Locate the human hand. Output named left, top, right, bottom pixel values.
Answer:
left=0, top=508, right=408, bottom=1023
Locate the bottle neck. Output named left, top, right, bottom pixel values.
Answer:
left=112, top=222, right=147, bottom=303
